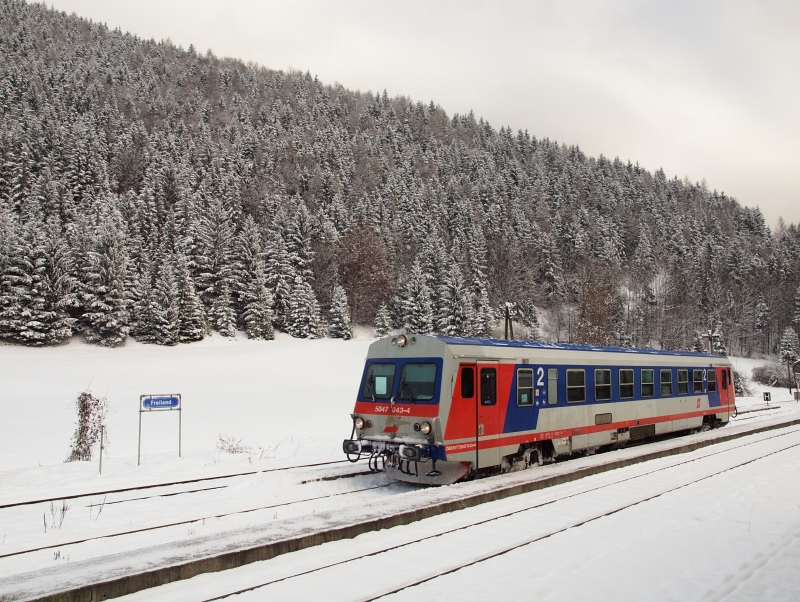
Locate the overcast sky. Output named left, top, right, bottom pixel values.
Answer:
left=47, top=0, right=799, bottom=228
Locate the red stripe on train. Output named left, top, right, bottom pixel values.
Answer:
left=444, top=405, right=735, bottom=453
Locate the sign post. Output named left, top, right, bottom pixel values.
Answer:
left=138, top=394, right=182, bottom=466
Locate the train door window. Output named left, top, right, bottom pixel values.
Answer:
left=398, top=363, right=438, bottom=401
left=641, top=369, right=654, bottom=397
left=480, top=368, right=497, bottom=406
left=548, top=368, right=558, bottom=405
left=693, top=369, right=704, bottom=393
left=517, top=368, right=534, bottom=406
left=678, top=369, right=689, bottom=395
left=595, top=369, right=612, bottom=401
left=721, top=369, right=728, bottom=389
left=362, top=363, right=396, bottom=400
left=619, top=369, right=634, bottom=399
left=708, top=370, right=717, bottom=392
left=461, top=367, right=475, bottom=398
left=660, top=369, right=673, bottom=396
left=566, top=369, right=586, bottom=403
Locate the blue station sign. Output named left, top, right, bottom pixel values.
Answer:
left=141, top=395, right=181, bottom=411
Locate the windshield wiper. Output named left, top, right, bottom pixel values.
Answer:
left=400, top=378, right=416, bottom=403
left=367, top=375, right=375, bottom=403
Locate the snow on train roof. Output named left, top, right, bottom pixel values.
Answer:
left=427, top=334, right=723, bottom=359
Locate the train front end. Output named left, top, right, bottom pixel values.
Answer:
left=343, top=334, right=468, bottom=485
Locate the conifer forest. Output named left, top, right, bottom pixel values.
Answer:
left=1, top=0, right=799, bottom=355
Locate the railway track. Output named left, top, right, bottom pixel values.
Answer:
left=5, top=416, right=800, bottom=602
left=0, top=459, right=366, bottom=510
left=189, top=425, right=800, bottom=601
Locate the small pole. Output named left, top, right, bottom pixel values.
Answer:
left=138, top=396, right=143, bottom=466
left=99, top=426, right=104, bottom=475
left=178, top=395, right=182, bottom=459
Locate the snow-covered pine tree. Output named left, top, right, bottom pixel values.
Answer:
left=81, top=204, right=132, bottom=347
left=131, top=257, right=158, bottom=343
left=374, top=303, right=392, bottom=337
left=517, top=300, right=542, bottom=341
left=265, top=215, right=294, bottom=329
left=692, top=331, right=705, bottom=353
left=286, top=197, right=315, bottom=282
left=793, top=286, right=800, bottom=337
left=328, top=285, right=352, bottom=340
left=175, top=253, right=207, bottom=342
left=436, top=256, right=474, bottom=336
left=711, top=325, right=727, bottom=355
left=194, top=193, right=236, bottom=337
left=152, top=257, right=180, bottom=345
left=779, top=326, right=799, bottom=390
left=0, top=204, right=27, bottom=341
left=232, top=215, right=274, bottom=340
left=17, top=218, right=77, bottom=345
left=285, top=275, right=322, bottom=338
left=241, top=266, right=275, bottom=340
left=400, top=259, right=434, bottom=334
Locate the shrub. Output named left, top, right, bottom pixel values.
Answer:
left=66, top=391, right=107, bottom=462
left=751, top=363, right=793, bottom=388
left=732, top=368, right=752, bottom=397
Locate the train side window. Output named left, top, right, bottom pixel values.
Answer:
left=641, top=369, right=654, bottom=397
left=362, top=363, right=396, bottom=400
left=619, top=369, right=634, bottom=399
left=517, top=368, right=534, bottom=406
left=693, top=369, right=704, bottom=393
left=461, top=367, right=475, bottom=398
left=708, top=370, right=717, bottom=392
left=595, top=369, right=612, bottom=401
left=566, top=369, right=585, bottom=403
left=660, top=369, right=673, bottom=396
left=480, top=368, right=497, bottom=406
left=678, top=369, right=689, bottom=395
left=548, top=368, right=558, bottom=405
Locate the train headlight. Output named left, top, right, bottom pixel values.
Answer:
left=354, top=417, right=364, bottom=429
left=396, top=334, right=408, bottom=347
left=420, top=421, right=432, bottom=435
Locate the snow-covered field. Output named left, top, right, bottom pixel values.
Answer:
left=1, top=334, right=800, bottom=601
left=0, top=331, right=374, bottom=500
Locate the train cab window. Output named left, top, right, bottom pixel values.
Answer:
left=693, top=370, right=704, bottom=393
left=619, top=369, right=634, bottom=399
left=517, top=368, right=534, bottom=406
left=678, top=369, right=689, bottom=395
left=398, top=363, right=437, bottom=401
left=362, top=363, right=396, bottom=400
left=722, top=369, right=728, bottom=389
left=595, top=369, right=612, bottom=401
left=708, top=370, right=717, bottom=392
left=660, top=369, right=673, bottom=396
left=566, top=369, right=586, bottom=403
left=641, top=369, right=654, bottom=397
left=480, top=368, right=497, bottom=406
left=461, top=367, right=475, bottom=398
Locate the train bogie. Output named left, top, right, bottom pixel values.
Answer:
left=343, top=334, right=735, bottom=485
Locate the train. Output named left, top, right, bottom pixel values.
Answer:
left=343, top=334, right=736, bottom=485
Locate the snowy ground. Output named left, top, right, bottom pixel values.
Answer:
left=125, top=424, right=800, bottom=602
left=1, top=335, right=799, bottom=600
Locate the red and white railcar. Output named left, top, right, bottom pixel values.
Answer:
left=343, top=334, right=735, bottom=485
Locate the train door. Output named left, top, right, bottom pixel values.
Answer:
left=477, top=362, right=501, bottom=468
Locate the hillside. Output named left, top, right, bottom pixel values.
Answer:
left=1, top=0, right=798, bottom=354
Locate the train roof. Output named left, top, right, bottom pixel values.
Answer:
left=427, top=334, right=724, bottom=360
